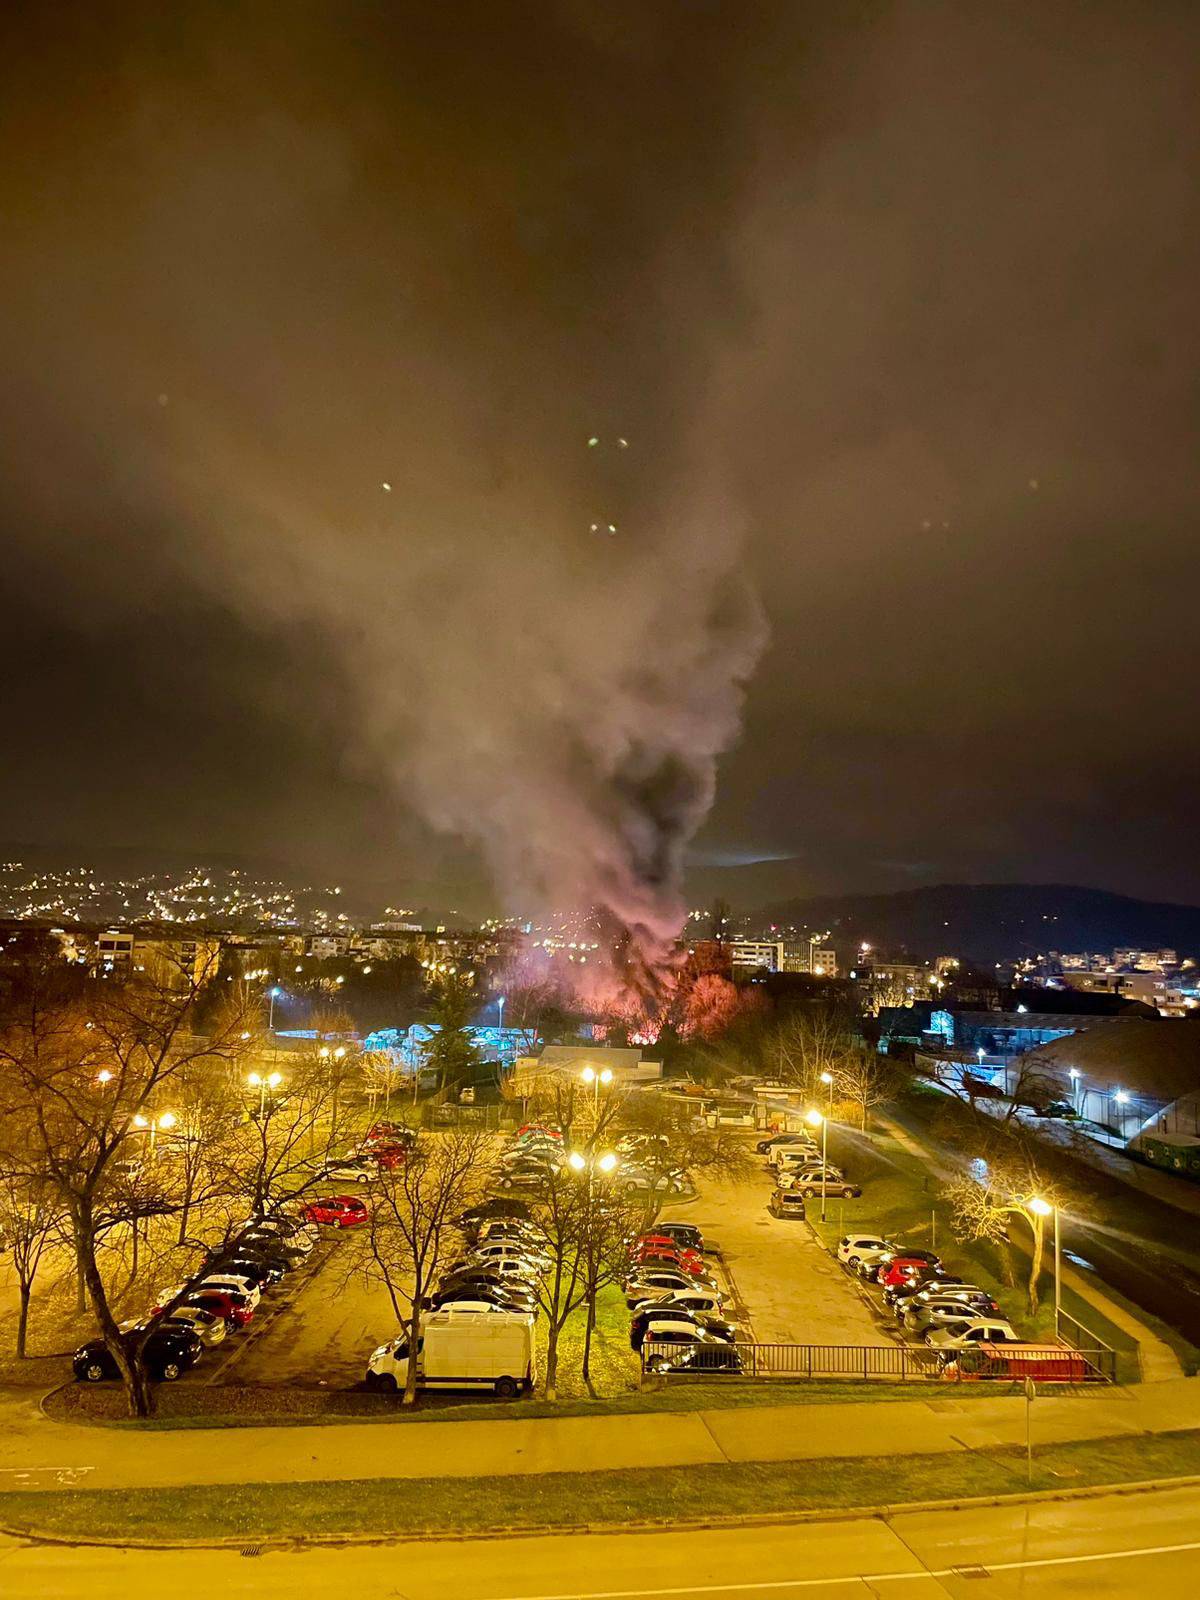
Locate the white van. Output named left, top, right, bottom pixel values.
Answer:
left=769, top=1140, right=818, bottom=1168
left=365, top=1309, right=536, bottom=1398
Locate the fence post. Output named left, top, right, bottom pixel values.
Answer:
left=864, top=1346, right=869, bottom=1380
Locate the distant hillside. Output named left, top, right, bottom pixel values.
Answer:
left=753, top=883, right=1200, bottom=966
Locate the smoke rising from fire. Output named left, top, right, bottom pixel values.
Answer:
left=0, top=8, right=772, bottom=985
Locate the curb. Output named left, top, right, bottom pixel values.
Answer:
left=2, top=1470, right=1199, bottom=1552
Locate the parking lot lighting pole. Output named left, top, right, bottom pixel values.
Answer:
left=1030, top=1195, right=1059, bottom=1324
left=806, top=1108, right=827, bottom=1222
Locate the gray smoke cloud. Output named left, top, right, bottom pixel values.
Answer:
left=0, top=5, right=770, bottom=968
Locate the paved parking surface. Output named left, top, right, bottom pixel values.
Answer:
left=660, top=1168, right=889, bottom=1346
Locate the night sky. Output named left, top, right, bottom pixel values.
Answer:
left=2, top=3, right=1198, bottom=919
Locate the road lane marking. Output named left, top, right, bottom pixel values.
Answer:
left=481, top=1536, right=1200, bottom=1598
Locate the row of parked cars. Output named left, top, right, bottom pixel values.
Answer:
left=71, top=1208, right=321, bottom=1383
left=757, top=1130, right=863, bottom=1213
left=836, top=1233, right=1023, bottom=1360
left=495, top=1123, right=689, bottom=1197
left=622, top=1223, right=744, bottom=1375
left=69, top=1127, right=418, bottom=1384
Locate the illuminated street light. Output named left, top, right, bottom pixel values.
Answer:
left=96, top=1069, right=113, bottom=1085
left=596, top=1151, right=618, bottom=1174
left=247, top=1069, right=283, bottom=1118
left=1029, top=1196, right=1061, bottom=1320
left=268, top=986, right=283, bottom=1031
left=806, top=1108, right=829, bottom=1221
left=567, top=1150, right=586, bottom=1172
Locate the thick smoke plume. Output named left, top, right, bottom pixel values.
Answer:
left=0, top=7, right=771, bottom=990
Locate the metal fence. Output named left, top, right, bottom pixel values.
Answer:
left=642, top=1340, right=943, bottom=1381
left=642, top=1338, right=1115, bottom=1383
left=1056, top=1309, right=1121, bottom=1382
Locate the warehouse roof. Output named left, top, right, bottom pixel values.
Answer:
left=1021, top=1020, right=1200, bottom=1101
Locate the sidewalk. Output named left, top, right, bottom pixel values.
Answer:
left=2, top=1377, right=1200, bottom=1494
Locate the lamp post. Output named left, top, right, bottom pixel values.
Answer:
left=819, top=1070, right=834, bottom=1114
left=268, top=986, right=283, bottom=1031
left=806, top=1107, right=828, bottom=1222
left=132, top=1110, right=176, bottom=1157
left=1068, top=1067, right=1082, bottom=1116
left=581, top=1064, right=614, bottom=1115
left=496, top=994, right=506, bottom=1034
left=1030, top=1195, right=1060, bottom=1325
left=247, top=1070, right=282, bottom=1120
left=1112, top=1088, right=1130, bottom=1141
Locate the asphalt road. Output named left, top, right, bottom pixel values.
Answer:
left=1, top=1484, right=1197, bottom=1598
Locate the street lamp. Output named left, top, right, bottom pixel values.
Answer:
left=806, top=1107, right=829, bottom=1222
left=581, top=1064, right=614, bottom=1114
left=496, top=994, right=506, bottom=1033
left=819, top=1070, right=834, bottom=1114
left=96, top=1069, right=113, bottom=1086
left=1029, top=1195, right=1060, bottom=1323
left=267, top=987, right=283, bottom=1031
left=247, top=1070, right=283, bottom=1118
left=1068, top=1067, right=1082, bottom=1116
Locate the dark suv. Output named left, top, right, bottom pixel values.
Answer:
left=73, top=1326, right=202, bottom=1383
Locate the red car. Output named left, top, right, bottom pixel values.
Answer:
left=878, top=1256, right=942, bottom=1289
left=302, top=1194, right=369, bottom=1228
left=515, top=1123, right=562, bottom=1142
left=158, top=1287, right=253, bottom=1328
left=635, top=1232, right=704, bottom=1259
left=628, top=1246, right=707, bottom=1276
left=370, top=1143, right=408, bottom=1170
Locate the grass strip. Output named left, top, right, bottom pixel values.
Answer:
left=4, top=1429, right=1199, bottom=1542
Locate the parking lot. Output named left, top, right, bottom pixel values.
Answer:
left=659, top=1172, right=886, bottom=1349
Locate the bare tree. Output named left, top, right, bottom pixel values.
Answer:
left=0, top=953, right=256, bottom=1415
left=0, top=1170, right=62, bottom=1357
left=355, top=1125, right=494, bottom=1405
left=942, top=1135, right=1061, bottom=1315
left=834, top=1046, right=900, bottom=1131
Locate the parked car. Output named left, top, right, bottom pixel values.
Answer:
left=630, top=1286, right=725, bottom=1319
left=895, top=1283, right=988, bottom=1322
left=456, top=1198, right=532, bottom=1229
left=302, top=1194, right=369, bottom=1228
left=643, top=1340, right=744, bottom=1375
left=497, top=1167, right=552, bottom=1193
left=313, top=1157, right=375, bottom=1185
left=236, top=1234, right=309, bottom=1267
left=858, top=1246, right=938, bottom=1282
left=157, top=1305, right=227, bottom=1346
left=768, top=1140, right=819, bottom=1168
left=621, top=1170, right=688, bottom=1197
left=630, top=1308, right=736, bottom=1350
left=73, top=1326, right=202, bottom=1383
left=627, top=1245, right=707, bottom=1276
left=436, top=1272, right=537, bottom=1313
left=837, top=1234, right=892, bottom=1268
left=180, top=1287, right=255, bottom=1327
left=756, top=1132, right=815, bottom=1156
left=925, top=1317, right=1021, bottom=1351
left=624, top=1267, right=716, bottom=1307
left=908, top=1296, right=1001, bottom=1334
left=640, top=1222, right=704, bottom=1253
left=781, top=1171, right=861, bottom=1199
left=876, top=1254, right=945, bottom=1289
left=769, top=1189, right=807, bottom=1219
left=456, top=1256, right=541, bottom=1288
left=207, top=1254, right=284, bottom=1290
left=471, top=1239, right=551, bottom=1270
left=883, top=1272, right=963, bottom=1308
left=196, top=1272, right=262, bottom=1307
left=233, top=1214, right=318, bottom=1248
